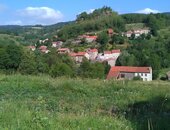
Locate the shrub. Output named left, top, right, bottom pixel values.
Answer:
left=50, top=63, right=73, bottom=78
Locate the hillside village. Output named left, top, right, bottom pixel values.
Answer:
left=0, top=2, right=170, bottom=130
left=28, top=27, right=153, bottom=81
left=0, top=6, right=170, bottom=81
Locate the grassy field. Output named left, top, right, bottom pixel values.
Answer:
left=0, top=74, right=169, bottom=130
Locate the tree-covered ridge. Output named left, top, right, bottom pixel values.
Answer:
left=57, top=7, right=125, bottom=40
left=122, top=13, right=170, bottom=28
left=76, top=6, right=113, bottom=21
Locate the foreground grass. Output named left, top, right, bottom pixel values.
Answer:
left=0, top=74, right=169, bottom=130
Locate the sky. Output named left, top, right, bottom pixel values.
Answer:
left=0, top=0, right=169, bottom=25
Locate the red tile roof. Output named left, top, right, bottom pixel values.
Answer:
left=76, top=52, right=86, bottom=56
left=104, top=51, right=112, bottom=54
left=108, top=28, right=113, bottom=34
left=58, top=48, right=69, bottom=51
left=69, top=53, right=77, bottom=57
left=111, top=49, right=121, bottom=53
left=70, top=52, right=86, bottom=57
left=79, top=35, right=98, bottom=40
left=86, top=36, right=97, bottom=40
left=104, top=50, right=121, bottom=54
left=39, top=46, right=47, bottom=50
left=107, top=66, right=151, bottom=79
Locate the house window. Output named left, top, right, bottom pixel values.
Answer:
left=141, top=73, right=143, bottom=76
left=145, top=74, right=147, bottom=76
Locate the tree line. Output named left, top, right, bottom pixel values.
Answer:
left=0, top=44, right=110, bottom=79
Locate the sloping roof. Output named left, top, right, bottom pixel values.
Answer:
left=107, top=66, right=151, bottom=79
left=76, top=52, right=86, bottom=56
left=104, top=51, right=112, bottom=54
left=70, top=52, right=86, bottom=57
left=58, top=48, right=69, bottom=51
left=104, top=50, right=121, bottom=54
left=111, top=49, right=121, bottom=53
left=39, top=46, right=47, bottom=50
left=108, top=28, right=113, bottom=34
left=69, top=53, right=77, bottom=57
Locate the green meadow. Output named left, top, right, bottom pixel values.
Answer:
left=0, top=74, right=169, bottom=130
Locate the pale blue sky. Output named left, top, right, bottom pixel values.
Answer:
left=0, top=0, right=169, bottom=25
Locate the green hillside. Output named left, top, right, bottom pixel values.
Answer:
left=125, top=23, right=146, bottom=30
left=0, top=34, right=23, bottom=45
left=0, top=74, right=169, bottom=130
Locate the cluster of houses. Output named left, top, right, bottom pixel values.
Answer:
left=58, top=48, right=121, bottom=67
left=57, top=47, right=153, bottom=81
left=42, top=46, right=153, bottom=81
left=28, top=45, right=50, bottom=54
left=28, top=28, right=154, bottom=81
left=123, top=28, right=150, bottom=38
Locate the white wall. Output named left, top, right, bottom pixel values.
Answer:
left=134, top=71, right=152, bottom=81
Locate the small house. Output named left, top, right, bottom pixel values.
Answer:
left=78, top=35, right=97, bottom=43
left=28, top=46, right=36, bottom=51
left=70, top=52, right=89, bottom=63
left=52, top=41, right=63, bottom=48
left=58, top=48, right=70, bottom=54
left=39, top=46, right=50, bottom=53
left=107, top=28, right=113, bottom=36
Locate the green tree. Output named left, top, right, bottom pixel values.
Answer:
left=79, top=59, right=105, bottom=79
left=50, top=63, right=73, bottom=78
left=19, top=51, right=37, bottom=75
left=116, top=51, right=136, bottom=66
left=90, top=62, right=105, bottom=79
left=130, top=33, right=136, bottom=40
left=111, top=34, right=125, bottom=44
left=5, top=44, right=22, bottom=70
left=0, top=47, right=8, bottom=69
left=97, top=31, right=109, bottom=51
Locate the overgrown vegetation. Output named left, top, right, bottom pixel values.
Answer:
left=0, top=74, right=169, bottom=129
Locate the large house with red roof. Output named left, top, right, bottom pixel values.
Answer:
left=107, top=66, right=152, bottom=81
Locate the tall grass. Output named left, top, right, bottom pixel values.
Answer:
left=0, top=74, right=169, bottom=129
